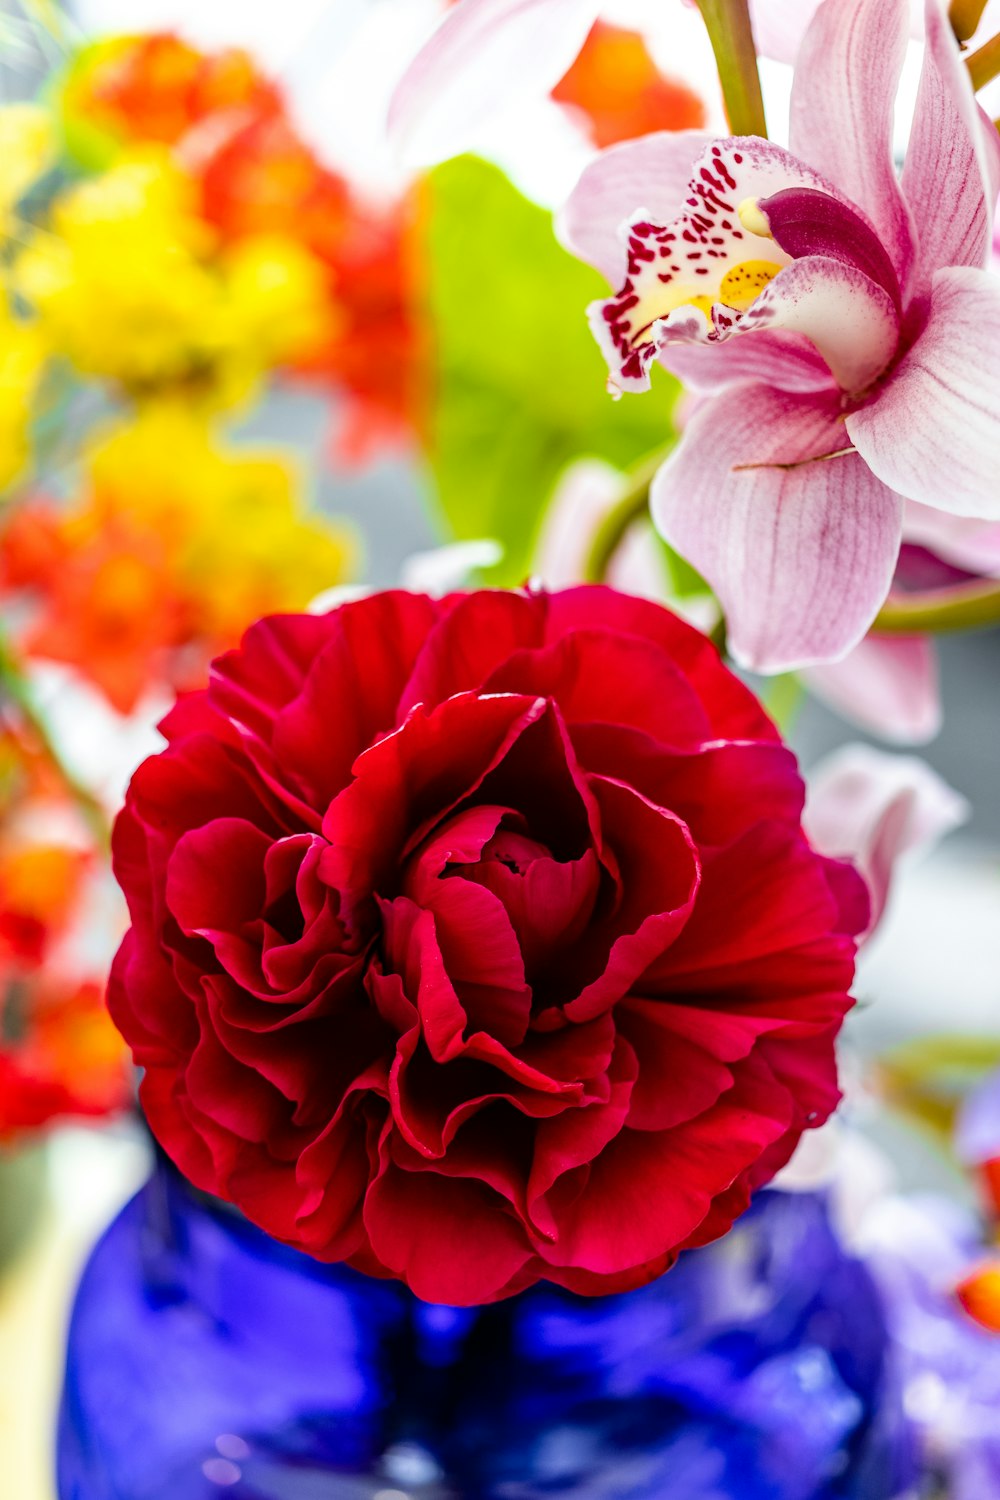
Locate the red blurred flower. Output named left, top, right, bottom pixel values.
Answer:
left=551, top=21, right=706, bottom=148
left=109, top=587, right=866, bottom=1305
left=0, top=978, right=131, bottom=1137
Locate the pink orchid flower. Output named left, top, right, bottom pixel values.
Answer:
left=563, top=0, right=1000, bottom=671
left=802, top=742, right=968, bottom=938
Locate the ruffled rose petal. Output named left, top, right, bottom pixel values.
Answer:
left=484, top=628, right=712, bottom=749
left=649, top=819, right=860, bottom=995
left=538, top=1070, right=792, bottom=1282
left=571, top=730, right=804, bottom=846
left=364, top=1151, right=532, bottom=1305
left=544, top=586, right=779, bottom=742
left=846, top=266, right=1000, bottom=519
left=559, top=775, right=700, bottom=1022
left=652, top=384, right=903, bottom=671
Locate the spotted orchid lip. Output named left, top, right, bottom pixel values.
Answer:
left=757, top=187, right=903, bottom=312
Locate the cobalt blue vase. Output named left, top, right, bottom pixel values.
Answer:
left=57, top=1155, right=915, bottom=1500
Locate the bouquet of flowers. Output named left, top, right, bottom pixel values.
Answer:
left=1, top=1, right=999, bottom=1496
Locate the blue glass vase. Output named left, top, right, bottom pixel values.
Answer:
left=58, top=1155, right=915, bottom=1500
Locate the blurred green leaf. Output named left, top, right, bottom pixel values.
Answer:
left=879, top=1034, right=1000, bottom=1146
left=423, top=156, right=678, bottom=585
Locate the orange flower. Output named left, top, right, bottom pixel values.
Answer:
left=1, top=408, right=355, bottom=712
left=956, top=1260, right=1000, bottom=1335
left=62, top=33, right=282, bottom=160
left=551, top=21, right=707, bottom=148
left=0, top=842, right=91, bottom=967
left=194, top=112, right=427, bottom=461
left=1, top=496, right=186, bottom=713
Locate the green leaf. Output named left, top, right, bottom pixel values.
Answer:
left=423, top=156, right=677, bottom=585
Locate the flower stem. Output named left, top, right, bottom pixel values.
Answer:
left=872, top=579, right=1000, bottom=634
left=0, top=628, right=109, bottom=843
left=950, top=0, right=992, bottom=44
left=967, top=30, right=1000, bottom=89
left=583, top=449, right=669, bottom=583
left=693, top=0, right=768, bottom=138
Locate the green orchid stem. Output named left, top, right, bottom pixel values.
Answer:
left=872, top=578, right=1000, bottom=634
left=967, top=30, right=1000, bottom=89
left=693, top=0, right=768, bottom=139
left=583, top=449, right=668, bottom=584
left=0, top=627, right=109, bottom=844
left=950, top=0, right=992, bottom=44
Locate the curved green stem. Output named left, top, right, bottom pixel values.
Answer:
left=968, top=30, right=1000, bottom=89
left=583, top=449, right=668, bottom=584
left=693, top=0, right=768, bottom=139
left=950, top=0, right=992, bottom=44
left=872, top=579, right=1000, bottom=635
left=0, top=627, right=108, bottom=844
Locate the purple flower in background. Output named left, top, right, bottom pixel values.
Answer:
left=861, top=1194, right=1000, bottom=1500
left=563, top=0, right=1000, bottom=671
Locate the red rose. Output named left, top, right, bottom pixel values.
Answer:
left=110, top=587, right=866, bottom=1305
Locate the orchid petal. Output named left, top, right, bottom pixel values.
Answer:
left=802, top=632, right=941, bottom=744
left=557, top=129, right=714, bottom=284
left=388, top=0, right=600, bottom=165
left=803, top=744, right=968, bottom=937
left=903, top=0, right=1000, bottom=285
left=759, top=187, right=902, bottom=309
left=790, top=0, right=915, bottom=286
left=587, top=136, right=845, bottom=394
left=660, top=329, right=836, bottom=395
left=846, top=266, right=1000, bottom=519
left=903, top=500, right=1000, bottom=577
left=748, top=0, right=824, bottom=65
left=750, top=0, right=922, bottom=64
left=733, top=255, right=900, bottom=393
left=653, top=255, right=899, bottom=396
left=651, top=384, right=902, bottom=672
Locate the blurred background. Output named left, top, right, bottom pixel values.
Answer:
left=0, top=2, right=997, bottom=1496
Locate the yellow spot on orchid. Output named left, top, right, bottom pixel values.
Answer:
left=718, top=259, right=784, bottom=312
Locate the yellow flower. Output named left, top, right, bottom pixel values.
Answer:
left=88, top=404, right=357, bottom=633
left=14, top=149, right=331, bottom=406
left=0, top=103, right=54, bottom=225
left=0, top=304, right=46, bottom=493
